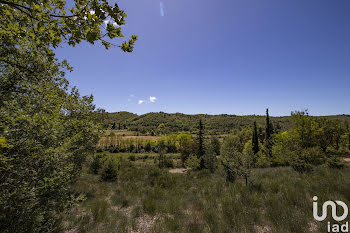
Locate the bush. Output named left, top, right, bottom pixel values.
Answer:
left=327, top=156, right=345, bottom=169
left=256, top=152, right=271, bottom=168
left=203, top=153, right=217, bottom=172
left=291, top=147, right=326, bottom=173
left=291, top=159, right=314, bottom=173
left=158, top=154, right=174, bottom=168
left=100, top=157, right=120, bottom=182
left=109, top=146, right=119, bottom=153
left=128, top=155, right=136, bottom=161
left=185, top=154, right=201, bottom=170
left=89, top=154, right=104, bottom=174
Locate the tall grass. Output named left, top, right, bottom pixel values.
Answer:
left=63, top=162, right=350, bottom=233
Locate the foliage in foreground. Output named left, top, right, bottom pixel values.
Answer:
left=0, top=0, right=137, bottom=232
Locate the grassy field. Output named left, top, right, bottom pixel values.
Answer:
left=62, top=154, right=350, bottom=233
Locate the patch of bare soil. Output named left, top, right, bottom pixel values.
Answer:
left=168, top=168, right=187, bottom=174
left=343, top=158, right=350, bottom=162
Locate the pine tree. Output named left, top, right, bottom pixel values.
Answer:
left=265, top=108, right=273, bottom=157
left=252, top=121, right=259, bottom=154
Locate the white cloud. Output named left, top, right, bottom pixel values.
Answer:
left=149, top=96, right=157, bottom=103
left=138, top=100, right=144, bottom=104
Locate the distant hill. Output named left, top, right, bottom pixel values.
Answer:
left=103, top=111, right=350, bottom=135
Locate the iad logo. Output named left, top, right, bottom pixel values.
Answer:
left=313, top=196, right=349, bottom=232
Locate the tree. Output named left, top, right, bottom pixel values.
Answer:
left=252, top=122, right=259, bottom=154
left=203, top=136, right=219, bottom=172
left=330, top=120, right=345, bottom=151
left=208, top=136, right=220, bottom=156
left=157, top=138, right=173, bottom=168
left=157, top=123, right=166, bottom=135
left=314, top=118, right=335, bottom=152
left=100, top=156, right=120, bottom=182
left=0, top=0, right=137, bottom=232
left=145, top=140, right=152, bottom=152
left=1, top=82, right=101, bottom=232
left=221, top=135, right=253, bottom=185
left=112, top=122, right=116, bottom=130
left=176, top=133, right=194, bottom=166
left=345, top=122, right=350, bottom=151
left=265, top=108, right=274, bottom=157
left=291, top=110, right=317, bottom=149
left=197, top=119, right=205, bottom=168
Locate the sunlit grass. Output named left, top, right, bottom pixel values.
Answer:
left=63, top=162, right=350, bottom=233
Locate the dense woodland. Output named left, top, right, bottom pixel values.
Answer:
left=97, top=110, right=350, bottom=172
left=103, top=111, right=350, bottom=135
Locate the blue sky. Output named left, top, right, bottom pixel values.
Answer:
left=56, top=0, right=350, bottom=116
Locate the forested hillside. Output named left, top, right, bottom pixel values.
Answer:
left=104, top=111, right=350, bottom=135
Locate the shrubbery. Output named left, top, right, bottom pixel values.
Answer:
left=99, top=156, right=120, bottom=182
left=89, top=154, right=104, bottom=174
left=291, top=147, right=326, bottom=173
left=327, top=156, right=345, bottom=169
left=185, top=154, right=201, bottom=170
left=158, top=154, right=174, bottom=168
left=128, top=155, right=136, bottom=161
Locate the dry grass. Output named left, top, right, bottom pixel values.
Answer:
left=62, top=161, right=350, bottom=233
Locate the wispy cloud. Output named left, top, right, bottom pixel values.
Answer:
left=138, top=100, right=144, bottom=104
left=149, top=96, right=157, bottom=103
left=160, top=2, right=165, bottom=16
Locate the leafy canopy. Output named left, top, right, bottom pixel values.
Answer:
left=0, top=0, right=137, bottom=232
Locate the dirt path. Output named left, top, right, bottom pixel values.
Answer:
left=343, top=158, right=350, bottom=162
left=169, top=168, right=187, bottom=174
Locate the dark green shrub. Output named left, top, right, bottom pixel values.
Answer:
left=89, top=154, right=104, bottom=174
left=292, top=147, right=326, bottom=173
left=128, top=155, right=136, bottom=161
left=109, top=146, right=119, bottom=153
left=100, top=157, right=120, bottom=182
left=327, top=156, right=345, bottom=169
left=291, top=159, right=314, bottom=173
left=203, top=153, right=217, bottom=173
left=158, top=154, right=174, bottom=168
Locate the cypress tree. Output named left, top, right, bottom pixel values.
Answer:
left=265, top=108, right=273, bottom=157
left=197, top=119, right=205, bottom=168
left=252, top=121, right=259, bottom=154
left=265, top=108, right=271, bottom=140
